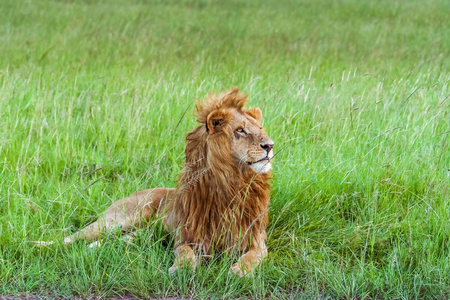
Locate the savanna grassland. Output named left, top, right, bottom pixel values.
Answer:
left=0, top=0, right=449, bottom=299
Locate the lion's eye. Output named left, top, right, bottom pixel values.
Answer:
left=236, top=128, right=246, bottom=134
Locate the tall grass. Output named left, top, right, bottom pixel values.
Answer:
left=0, top=0, right=449, bottom=298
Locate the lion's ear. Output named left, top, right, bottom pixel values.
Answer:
left=206, top=109, right=230, bottom=134
left=246, top=107, right=262, bottom=124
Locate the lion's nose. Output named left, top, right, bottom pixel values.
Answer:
left=260, top=143, right=274, bottom=153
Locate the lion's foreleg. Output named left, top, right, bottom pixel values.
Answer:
left=168, top=244, right=199, bottom=275
left=229, top=237, right=268, bottom=277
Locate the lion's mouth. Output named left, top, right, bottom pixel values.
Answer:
left=247, top=156, right=270, bottom=165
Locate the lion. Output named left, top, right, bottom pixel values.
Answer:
left=36, top=88, right=274, bottom=277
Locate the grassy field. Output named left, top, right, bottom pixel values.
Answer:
left=1, top=0, right=449, bottom=298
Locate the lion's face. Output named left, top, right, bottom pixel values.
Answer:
left=229, top=108, right=273, bottom=173
left=206, top=106, right=274, bottom=174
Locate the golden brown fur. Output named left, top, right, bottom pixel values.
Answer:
left=36, top=88, right=274, bottom=277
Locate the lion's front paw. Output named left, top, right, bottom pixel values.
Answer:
left=168, top=257, right=198, bottom=276
left=229, top=262, right=249, bottom=278
left=168, top=263, right=179, bottom=276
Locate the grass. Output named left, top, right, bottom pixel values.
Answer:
left=0, top=0, right=449, bottom=298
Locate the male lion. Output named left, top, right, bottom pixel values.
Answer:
left=37, top=88, right=274, bottom=277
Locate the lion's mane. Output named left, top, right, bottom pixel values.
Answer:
left=169, top=88, right=271, bottom=255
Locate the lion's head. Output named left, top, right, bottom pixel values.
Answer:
left=195, top=88, right=274, bottom=174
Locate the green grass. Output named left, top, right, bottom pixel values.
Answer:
left=1, top=0, right=449, bottom=298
